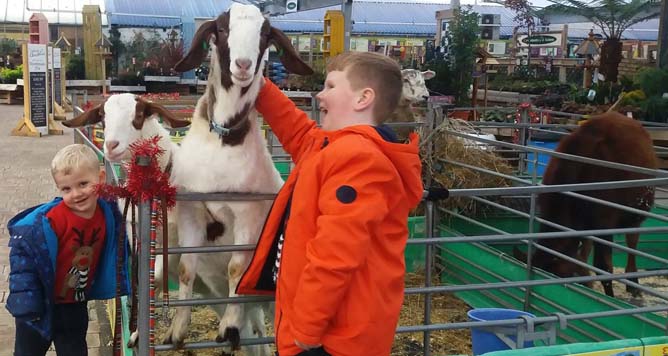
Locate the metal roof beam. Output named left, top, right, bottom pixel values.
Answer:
left=540, top=4, right=661, bottom=25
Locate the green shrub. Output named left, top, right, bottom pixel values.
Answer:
left=0, top=65, right=22, bottom=83
left=641, top=96, right=668, bottom=123
left=67, top=54, right=85, bottom=80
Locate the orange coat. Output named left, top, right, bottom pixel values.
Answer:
left=237, top=81, right=424, bottom=356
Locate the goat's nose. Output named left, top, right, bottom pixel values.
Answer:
left=235, top=58, right=252, bottom=71
left=106, top=140, right=119, bottom=151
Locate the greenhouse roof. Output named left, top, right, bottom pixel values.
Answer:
left=2, top=0, right=108, bottom=25
left=0, top=0, right=660, bottom=41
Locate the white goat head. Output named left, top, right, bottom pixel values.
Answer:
left=174, top=3, right=312, bottom=90
left=401, top=69, right=436, bottom=102
left=62, top=93, right=190, bottom=162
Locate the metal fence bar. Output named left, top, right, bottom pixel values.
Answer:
left=406, top=270, right=668, bottom=295
left=444, top=129, right=668, bottom=177
left=154, top=337, right=275, bottom=351
left=158, top=244, right=256, bottom=254
left=439, top=243, right=663, bottom=337
left=446, top=177, right=668, bottom=197
left=156, top=295, right=274, bottom=307
left=397, top=304, right=668, bottom=333
left=137, top=201, right=152, bottom=355
left=439, top=244, right=664, bottom=335
left=423, top=201, right=434, bottom=356
left=456, top=199, right=668, bottom=300
left=465, top=196, right=668, bottom=267
left=409, top=226, right=668, bottom=245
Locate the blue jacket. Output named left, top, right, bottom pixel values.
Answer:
left=6, top=197, right=131, bottom=340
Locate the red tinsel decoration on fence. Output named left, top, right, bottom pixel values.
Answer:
left=97, top=135, right=176, bottom=215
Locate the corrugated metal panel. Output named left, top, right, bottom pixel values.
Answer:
left=552, top=20, right=659, bottom=41
left=270, top=2, right=519, bottom=37
left=2, top=0, right=107, bottom=25
left=106, top=0, right=518, bottom=37
left=104, top=0, right=658, bottom=41
left=107, top=0, right=233, bottom=27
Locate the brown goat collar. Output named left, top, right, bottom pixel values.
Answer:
left=207, top=102, right=253, bottom=146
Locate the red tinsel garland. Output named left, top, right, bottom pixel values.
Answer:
left=97, top=135, right=176, bottom=216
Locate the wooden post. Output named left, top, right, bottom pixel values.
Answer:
left=658, top=0, right=668, bottom=68
left=83, top=5, right=103, bottom=80
left=559, top=24, right=568, bottom=83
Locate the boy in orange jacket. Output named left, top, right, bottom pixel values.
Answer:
left=237, top=51, right=424, bottom=356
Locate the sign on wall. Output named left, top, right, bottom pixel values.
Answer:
left=517, top=33, right=562, bottom=48
left=28, top=43, right=48, bottom=135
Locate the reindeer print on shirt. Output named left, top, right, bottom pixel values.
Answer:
left=59, top=227, right=101, bottom=301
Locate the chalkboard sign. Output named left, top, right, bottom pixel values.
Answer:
left=28, top=44, right=48, bottom=134
left=53, top=48, right=62, bottom=105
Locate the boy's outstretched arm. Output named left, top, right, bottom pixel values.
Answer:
left=256, top=79, right=317, bottom=163
left=289, top=145, right=396, bottom=346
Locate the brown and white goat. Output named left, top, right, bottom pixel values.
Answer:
left=62, top=94, right=245, bottom=349
left=516, top=112, right=657, bottom=297
left=168, top=3, right=312, bottom=351
left=389, top=69, right=435, bottom=141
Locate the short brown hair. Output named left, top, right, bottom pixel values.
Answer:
left=327, top=52, right=402, bottom=123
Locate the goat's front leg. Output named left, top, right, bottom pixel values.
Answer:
left=217, top=201, right=271, bottom=350
left=162, top=201, right=207, bottom=347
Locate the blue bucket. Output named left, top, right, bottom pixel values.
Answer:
left=467, top=308, right=535, bottom=355
left=526, top=140, right=558, bottom=177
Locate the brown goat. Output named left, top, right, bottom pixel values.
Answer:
left=516, top=112, right=657, bottom=297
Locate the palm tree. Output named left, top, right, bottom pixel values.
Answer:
left=540, top=0, right=660, bottom=83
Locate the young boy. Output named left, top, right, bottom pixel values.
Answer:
left=7, top=144, right=130, bottom=356
left=237, top=52, right=424, bottom=355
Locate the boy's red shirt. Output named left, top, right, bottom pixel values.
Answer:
left=46, top=201, right=106, bottom=304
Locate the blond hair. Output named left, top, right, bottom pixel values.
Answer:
left=326, top=51, right=402, bottom=123
left=51, top=144, right=100, bottom=177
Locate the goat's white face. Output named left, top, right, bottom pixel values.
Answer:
left=401, top=69, right=436, bottom=102
left=224, top=3, right=266, bottom=87
left=102, top=94, right=143, bottom=162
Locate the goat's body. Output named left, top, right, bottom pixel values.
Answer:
left=529, top=113, right=656, bottom=297
left=173, top=114, right=282, bottom=193
left=167, top=4, right=312, bottom=351
left=166, top=87, right=278, bottom=355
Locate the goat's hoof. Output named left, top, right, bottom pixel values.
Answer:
left=216, top=327, right=241, bottom=351
left=127, top=331, right=138, bottom=348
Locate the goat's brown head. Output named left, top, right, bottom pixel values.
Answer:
left=63, top=93, right=190, bottom=162
left=174, top=3, right=313, bottom=89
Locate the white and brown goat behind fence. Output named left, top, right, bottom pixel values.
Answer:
left=62, top=94, right=244, bottom=349
left=168, top=2, right=313, bottom=353
left=390, top=69, right=435, bottom=141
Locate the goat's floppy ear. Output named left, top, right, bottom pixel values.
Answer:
left=62, top=103, right=104, bottom=127
left=269, top=26, right=314, bottom=75
left=174, top=20, right=217, bottom=72
left=139, top=98, right=191, bottom=129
